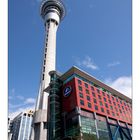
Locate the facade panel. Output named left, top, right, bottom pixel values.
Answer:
left=62, top=78, right=78, bottom=113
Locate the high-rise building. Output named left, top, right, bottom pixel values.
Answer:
left=31, top=0, right=66, bottom=140
left=10, top=110, right=34, bottom=140
left=8, top=117, right=13, bottom=140
left=47, top=66, right=132, bottom=140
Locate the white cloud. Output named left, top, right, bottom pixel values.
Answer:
left=24, top=98, right=36, bottom=104
left=105, top=76, right=132, bottom=98
left=9, top=103, right=27, bottom=109
left=16, top=95, right=24, bottom=100
left=75, top=56, right=99, bottom=70
left=9, top=105, right=35, bottom=119
left=107, top=61, right=120, bottom=67
left=9, top=96, right=36, bottom=110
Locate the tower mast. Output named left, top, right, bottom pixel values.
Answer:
left=31, top=0, right=65, bottom=139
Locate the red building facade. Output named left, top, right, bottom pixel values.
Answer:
left=62, top=77, right=132, bottom=124
left=60, top=66, right=132, bottom=139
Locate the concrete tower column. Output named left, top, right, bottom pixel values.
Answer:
left=30, top=0, right=65, bottom=140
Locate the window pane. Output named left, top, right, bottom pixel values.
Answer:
left=79, top=86, right=82, bottom=91
left=94, top=98, right=97, bottom=104
left=79, top=92, right=83, bottom=98
left=87, top=96, right=90, bottom=101
left=80, top=100, right=84, bottom=105
left=88, top=103, right=91, bottom=108
left=78, top=79, right=82, bottom=85
left=81, top=116, right=97, bottom=140
left=85, top=83, right=88, bottom=88
left=86, top=89, right=89, bottom=94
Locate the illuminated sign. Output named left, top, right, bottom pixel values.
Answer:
left=63, top=86, right=72, bottom=97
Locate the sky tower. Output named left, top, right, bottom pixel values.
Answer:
left=31, top=0, right=66, bottom=140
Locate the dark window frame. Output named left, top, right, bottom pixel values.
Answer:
left=86, top=96, right=90, bottom=101
left=88, top=102, right=92, bottom=108
left=80, top=100, right=84, bottom=105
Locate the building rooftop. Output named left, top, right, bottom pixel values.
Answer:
left=60, top=66, right=132, bottom=103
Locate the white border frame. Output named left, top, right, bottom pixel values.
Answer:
left=133, top=0, right=140, bottom=139
left=0, top=0, right=8, bottom=139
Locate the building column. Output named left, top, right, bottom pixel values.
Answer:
left=93, top=112, right=99, bottom=139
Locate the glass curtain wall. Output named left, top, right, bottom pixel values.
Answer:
left=81, top=116, right=98, bottom=140
left=96, top=115, right=110, bottom=140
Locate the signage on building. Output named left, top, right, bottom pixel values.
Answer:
left=63, top=86, right=72, bottom=97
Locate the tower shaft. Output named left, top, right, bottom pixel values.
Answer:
left=31, top=0, right=66, bottom=140
left=31, top=21, right=58, bottom=140
left=36, top=20, right=58, bottom=111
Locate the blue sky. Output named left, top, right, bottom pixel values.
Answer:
left=9, top=0, right=132, bottom=117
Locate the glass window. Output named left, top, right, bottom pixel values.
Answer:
left=112, top=96, right=114, bottom=100
left=110, top=106, right=113, bottom=110
left=107, top=110, right=110, bottom=115
left=119, top=109, right=122, bottom=113
left=94, top=98, right=97, bottom=104
left=113, top=102, right=116, bottom=106
left=105, top=103, right=108, bottom=108
left=81, top=116, right=97, bottom=139
left=110, top=125, right=121, bottom=138
left=44, top=60, right=46, bottom=65
left=116, top=98, right=118, bottom=102
left=79, top=86, right=82, bottom=91
left=112, top=112, right=115, bottom=116
left=88, top=102, right=91, bottom=108
left=78, top=79, right=82, bottom=85
left=98, top=95, right=101, bottom=100
left=109, top=100, right=112, bottom=104
left=107, top=94, right=110, bottom=98
left=104, top=97, right=107, bottom=102
left=95, top=105, right=98, bottom=110
left=87, top=96, right=90, bottom=101
left=45, top=53, right=46, bottom=58
left=86, top=89, right=89, bottom=94
left=79, top=92, right=83, bottom=98
left=97, top=89, right=100, bottom=93
left=100, top=101, right=103, bottom=106
left=85, top=83, right=88, bottom=88
left=80, top=100, right=84, bottom=105
left=102, top=92, right=105, bottom=96
left=91, top=86, right=94, bottom=91
left=97, top=117, right=110, bottom=140
left=101, top=108, right=104, bottom=113
left=92, top=92, right=95, bottom=97
left=45, top=48, right=47, bottom=52
left=115, top=107, right=118, bottom=112
left=42, top=74, right=44, bottom=80
left=118, top=104, right=120, bottom=108
left=43, top=66, right=45, bottom=72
